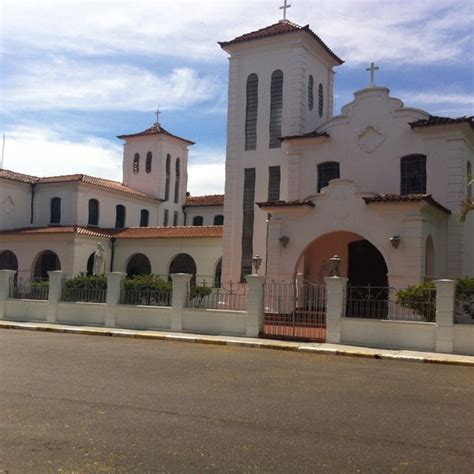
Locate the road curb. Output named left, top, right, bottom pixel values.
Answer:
left=1, top=321, right=473, bottom=367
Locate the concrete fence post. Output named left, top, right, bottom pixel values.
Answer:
left=324, top=276, right=348, bottom=344
left=47, top=271, right=64, bottom=323
left=435, top=279, right=456, bottom=353
left=0, top=269, right=16, bottom=320
left=170, top=273, right=192, bottom=332
left=106, top=272, right=126, bottom=327
left=245, top=274, right=266, bottom=337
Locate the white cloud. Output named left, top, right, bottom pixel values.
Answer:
left=187, top=163, right=225, bottom=196
left=3, top=58, right=222, bottom=111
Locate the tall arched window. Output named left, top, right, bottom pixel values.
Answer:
left=192, top=216, right=203, bottom=226
left=164, top=154, right=171, bottom=201
left=146, top=152, right=152, bottom=173
left=245, top=73, right=258, bottom=150
left=269, top=69, right=283, bottom=149
left=467, top=161, right=472, bottom=201
left=318, top=83, right=324, bottom=118
left=140, top=209, right=149, bottom=227
left=50, top=197, right=61, bottom=224
left=308, top=75, right=314, bottom=111
left=401, top=155, right=427, bottom=195
left=115, top=204, right=126, bottom=228
left=317, top=162, right=340, bottom=192
left=88, top=199, right=99, bottom=226
left=133, top=153, right=140, bottom=174
left=174, top=158, right=180, bottom=203
left=213, top=215, right=224, bottom=225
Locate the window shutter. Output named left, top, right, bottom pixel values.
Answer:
left=245, top=73, right=258, bottom=150
left=308, top=75, right=314, bottom=111
left=164, top=154, right=171, bottom=201
left=174, top=158, right=180, bottom=204
left=133, top=153, right=140, bottom=174
left=146, top=152, right=152, bottom=173
left=269, top=70, right=283, bottom=149
left=318, top=83, right=324, bottom=118
left=268, top=166, right=281, bottom=202
left=241, top=168, right=256, bottom=280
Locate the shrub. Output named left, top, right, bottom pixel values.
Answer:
left=396, top=281, right=436, bottom=322
left=456, top=277, right=474, bottom=320
left=124, top=274, right=171, bottom=292
left=64, top=273, right=107, bottom=290
left=190, top=285, right=213, bottom=305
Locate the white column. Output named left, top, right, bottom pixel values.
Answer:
left=106, top=272, right=126, bottom=327
left=324, top=276, right=348, bottom=344
left=435, top=279, right=456, bottom=353
left=47, top=271, right=64, bottom=323
left=245, top=274, right=266, bottom=337
left=170, top=273, right=192, bottom=332
left=0, top=270, right=16, bottom=320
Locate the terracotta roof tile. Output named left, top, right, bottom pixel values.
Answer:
left=279, top=131, right=329, bottom=142
left=0, top=225, right=223, bottom=239
left=117, top=125, right=195, bottom=145
left=185, top=194, right=224, bottom=207
left=256, top=200, right=315, bottom=208
left=219, top=20, right=343, bottom=65
left=0, top=169, right=39, bottom=184
left=409, top=116, right=474, bottom=129
left=363, top=194, right=451, bottom=214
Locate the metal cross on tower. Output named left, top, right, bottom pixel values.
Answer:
left=154, top=107, right=161, bottom=126
left=366, top=62, right=379, bottom=87
left=279, top=0, right=291, bottom=20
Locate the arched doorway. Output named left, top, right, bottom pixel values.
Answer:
left=126, top=253, right=152, bottom=277
left=295, top=231, right=388, bottom=287
left=169, top=253, right=197, bottom=283
left=33, top=250, right=61, bottom=279
left=86, top=253, right=95, bottom=276
left=0, top=250, right=18, bottom=271
left=214, top=258, right=222, bottom=288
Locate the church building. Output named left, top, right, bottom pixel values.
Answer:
left=1, top=16, right=473, bottom=289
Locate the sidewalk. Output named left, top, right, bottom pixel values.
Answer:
left=1, top=319, right=473, bottom=367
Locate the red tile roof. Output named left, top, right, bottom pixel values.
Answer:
left=185, top=194, right=224, bottom=207
left=0, top=169, right=159, bottom=201
left=117, top=124, right=195, bottom=145
left=409, top=116, right=474, bottom=129
left=0, top=169, right=39, bottom=184
left=279, top=131, right=329, bottom=142
left=219, top=20, right=344, bottom=65
left=256, top=200, right=315, bottom=208
left=0, top=225, right=223, bottom=239
left=363, top=194, right=451, bottom=214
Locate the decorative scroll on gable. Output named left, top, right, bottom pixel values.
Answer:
left=356, top=125, right=385, bottom=153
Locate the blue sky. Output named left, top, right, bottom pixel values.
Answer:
left=1, top=0, right=473, bottom=195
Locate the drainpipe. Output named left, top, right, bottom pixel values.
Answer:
left=265, top=213, right=271, bottom=276
left=182, top=205, right=187, bottom=226
left=109, top=237, right=117, bottom=272
left=30, top=183, right=36, bottom=224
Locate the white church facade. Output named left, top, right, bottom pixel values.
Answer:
left=1, top=18, right=473, bottom=289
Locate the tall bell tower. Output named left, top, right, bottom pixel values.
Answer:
left=219, top=18, right=343, bottom=281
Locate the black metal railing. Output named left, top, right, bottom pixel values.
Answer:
left=121, top=288, right=172, bottom=306
left=9, top=277, right=49, bottom=300
left=455, top=296, right=474, bottom=324
left=186, top=281, right=248, bottom=310
left=62, top=286, right=107, bottom=303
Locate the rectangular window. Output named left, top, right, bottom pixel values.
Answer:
left=140, top=209, right=149, bottom=227
left=50, top=197, right=61, bottom=224
left=317, top=162, right=340, bottom=192
left=241, top=168, right=256, bottom=280
left=115, top=205, right=126, bottom=228
left=173, top=211, right=179, bottom=226
left=401, top=155, right=426, bottom=195
left=163, top=209, right=169, bottom=227
left=268, top=166, right=281, bottom=202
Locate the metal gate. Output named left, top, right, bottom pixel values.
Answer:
left=263, top=279, right=326, bottom=342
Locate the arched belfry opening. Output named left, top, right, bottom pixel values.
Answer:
left=295, top=231, right=388, bottom=288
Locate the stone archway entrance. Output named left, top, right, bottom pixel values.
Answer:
left=33, top=250, right=61, bottom=279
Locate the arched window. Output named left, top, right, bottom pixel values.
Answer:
left=467, top=161, right=472, bottom=201
left=88, top=199, right=99, bottom=226
left=308, top=75, right=314, bottom=111
left=401, top=155, right=426, bottom=195
left=140, top=209, right=149, bottom=227
left=115, top=204, right=126, bottom=228
left=164, top=154, right=171, bottom=201
left=317, top=162, right=340, bottom=192
left=269, top=69, right=283, bottom=149
left=318, top=83, right=324, bottom=118
left=133, top=153, right=140, bottom=174
left=213, top=215, right=224, bottom=225
left=174, top=158, right=181, bottom=203
left=245, top=73, right=258, bottom=150
left=126, top=253, right=152, bottom=277
left=50, top=197, right=61, bottom=224
left=146, top=152, right=152, bottom=173
left=193, top=216, right=204, bottom=226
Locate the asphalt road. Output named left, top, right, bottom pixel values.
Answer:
left=0, top=330, right=473, bottom=473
